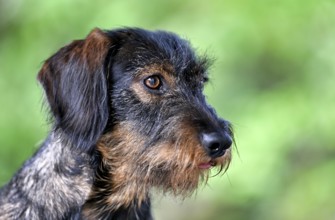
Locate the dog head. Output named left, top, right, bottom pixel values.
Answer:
left=38, top=28, right=233, bottom=207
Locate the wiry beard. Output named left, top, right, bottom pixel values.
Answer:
left=93, top=122, right=232, bottom=210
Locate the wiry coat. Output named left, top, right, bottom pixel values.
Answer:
left=0, top=28, right=233, bottom=220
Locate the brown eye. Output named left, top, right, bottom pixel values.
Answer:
left=144, top=75, right=161, bottom=90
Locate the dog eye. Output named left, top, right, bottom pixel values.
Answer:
left=144, top=75, right=161, bottom=90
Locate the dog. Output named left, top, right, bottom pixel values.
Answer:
left=0, top=28, right=233, bottom=219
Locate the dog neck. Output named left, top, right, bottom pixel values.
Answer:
left=0, top=131, right=94, bottom=219
left=81, top=134, right=153, bottom=220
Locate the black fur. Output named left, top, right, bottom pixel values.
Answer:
left=38, top=39, right=109, bottom=153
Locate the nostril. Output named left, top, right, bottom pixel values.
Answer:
left=208, top=142, right=221, bottom=153
left=201, top=132, right=232, bottom=158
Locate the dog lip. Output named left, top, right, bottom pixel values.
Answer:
left=198, top=160, right=216, bottom=169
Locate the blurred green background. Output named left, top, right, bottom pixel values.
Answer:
left=1, top=0, right=334, bottom=219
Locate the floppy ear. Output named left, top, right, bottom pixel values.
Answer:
left=38, top=28, right=112, bottom=152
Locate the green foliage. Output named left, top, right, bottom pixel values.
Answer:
left=1, top=0, right=334, bottom=219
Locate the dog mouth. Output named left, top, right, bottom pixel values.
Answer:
left=198, top=160, right=216, bottom=170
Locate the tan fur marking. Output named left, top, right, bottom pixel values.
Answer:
left=93, top=120, right=231, bottom=210
left=83, top=28, right=111, bottom=71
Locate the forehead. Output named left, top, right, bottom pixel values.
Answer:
left=111, top=29, right=209, bottom=78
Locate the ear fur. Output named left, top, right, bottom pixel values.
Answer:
left=38, top=28, right=111, bottom=152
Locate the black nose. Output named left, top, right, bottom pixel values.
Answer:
left=201, top=132, right=232, bottom=158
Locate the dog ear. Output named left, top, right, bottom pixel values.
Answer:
left=38, top=28, right=112, bottom=152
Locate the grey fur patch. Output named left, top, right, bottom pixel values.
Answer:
left=0, top=132, right=94, bottom=219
